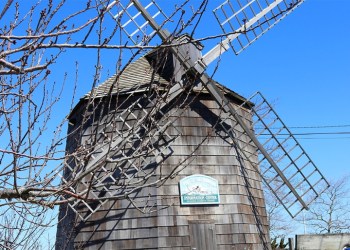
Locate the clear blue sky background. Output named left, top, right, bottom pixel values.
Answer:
left=209, top=0, right=350, bottom=181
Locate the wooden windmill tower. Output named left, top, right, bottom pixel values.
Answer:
left=56, top=0, right=329, bottom=249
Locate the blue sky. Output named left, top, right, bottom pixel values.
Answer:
left=209, top=0, right=350, bottom=181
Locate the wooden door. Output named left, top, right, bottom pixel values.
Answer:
left=189, top=219, right=217, bottom=250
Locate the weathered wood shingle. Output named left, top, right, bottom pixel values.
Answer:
left=56, top=43, right=270, bottom=250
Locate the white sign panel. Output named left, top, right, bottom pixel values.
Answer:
left=179, top=174, right=220, bottom=205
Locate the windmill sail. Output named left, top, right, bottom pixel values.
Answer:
left=203, top=0, right=305, bottom=65
left=107, top=0, right=168, bottom=46
left=61, top=91, right=182, bottom=221
left=238, top=92, right=329, bottom=218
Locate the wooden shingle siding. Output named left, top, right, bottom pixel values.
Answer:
left=57, top=89, right=270, bottom=249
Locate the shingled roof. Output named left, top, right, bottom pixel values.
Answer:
left=74, top=37, right=250, bottom=114
left=85, top=56, right=169, bottom=99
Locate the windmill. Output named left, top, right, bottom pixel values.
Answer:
left=56, top=0, right=329, bottom=249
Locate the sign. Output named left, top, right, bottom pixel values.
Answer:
left=179, top=174, right=220, bottom=205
